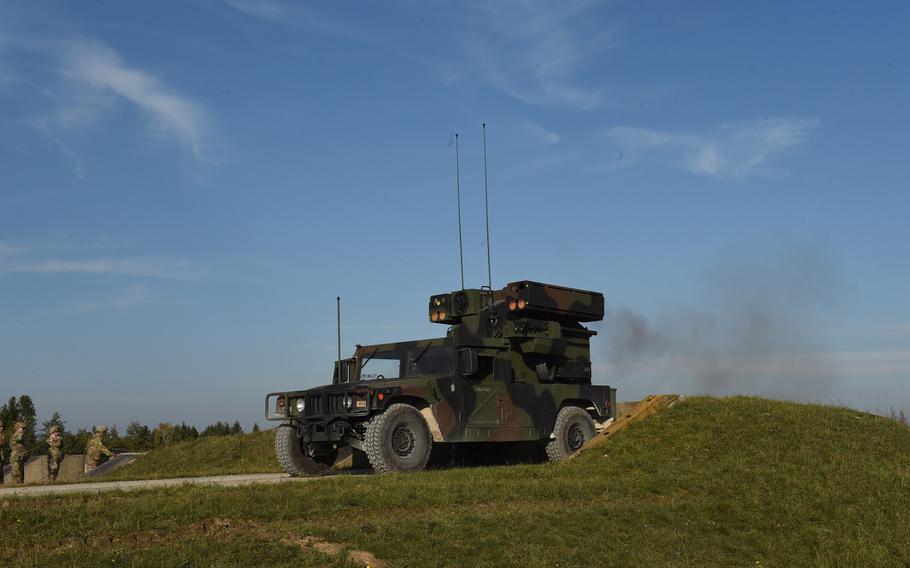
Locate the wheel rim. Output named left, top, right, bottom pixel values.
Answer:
left=567, top=423, right=586, bottom=451
left=391, top=424, right=416, bottom=457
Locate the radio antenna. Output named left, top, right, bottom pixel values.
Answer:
left=482, top=123, right=493, bottom=291
left=455, top=133, right=465, bottom=290
left=336, top=296, right=342, bottom=381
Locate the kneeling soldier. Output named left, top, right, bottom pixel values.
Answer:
left=84, top=425, right=113, bottom=473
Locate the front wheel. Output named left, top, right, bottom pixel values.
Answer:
left=274, top=424, right=338, bottom=476
left=364, top=404, right=432, bottom=473
left=546, top=406, right=597, bottom=462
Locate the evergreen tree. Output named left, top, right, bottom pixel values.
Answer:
left=231, top=420, right=243, bottom=435
left=125, top=422, right=154, bottom=451
left=0, top=395, right=39, bottom=453
left=17, top=395, right=38, bottom=451
left=63, top=428, right=93, bottom=455
left=108, top=425, right=123, bottom=449
left=252, top=422, right=260, bottom=433
left=202, top=421, right=231, bottom=437
left=0, top=396, right=19, bottom=430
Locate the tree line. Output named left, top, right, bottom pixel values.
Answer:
left=1, top=395, right=262, bottom=461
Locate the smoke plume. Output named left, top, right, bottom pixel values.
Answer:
left=601, top=247, right=843, bottom=402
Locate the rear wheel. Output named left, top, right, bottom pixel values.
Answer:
left=274, top=424, right=338, bottom=476
left=364, top=404, right=432, bottom=473
left=546, top=406, right=597, bottom=462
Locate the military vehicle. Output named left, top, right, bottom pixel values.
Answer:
left=265, top=280, right=616, bottom=475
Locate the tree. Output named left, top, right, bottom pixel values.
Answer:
left=108, top=425, right=123, bottom=450
left=231, top=420, right=243, bottom=435
left=252, top=422, right=260, bottom=433
left=63, top=428, right=93, bottom=455
left=0, top=396, right=19, bottom=429
left=202, top=421, right=231, bottom=437
left=125, top=421, right=153, bottom=451
left=0, top=395, right=38, bottom=454
left=154, top=423, right=175, bottom=447
left=17, top=395, right=38, bottom=452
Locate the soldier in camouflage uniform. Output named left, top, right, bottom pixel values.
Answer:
left=84, top=425, right=114, bottom=473
left=47, top=425, right=64, bottom=481
left=9, top=421, right=26, bottom=484
left=0, top=423, right=6, bottom=484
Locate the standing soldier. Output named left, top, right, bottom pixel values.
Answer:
left=9, top=421, right=26, bottom=484
left=47, top=425, right=64, bottom=481
left=84, top=425, right=114, bottom=473
left=0, top=423, right=6, bottom=484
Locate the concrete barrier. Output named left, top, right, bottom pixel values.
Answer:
left=2, top=455, right=85, bottom=484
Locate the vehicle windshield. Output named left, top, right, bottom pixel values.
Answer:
left=358, top=344, right=455, bottom=380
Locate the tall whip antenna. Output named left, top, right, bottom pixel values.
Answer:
left=336, top=296, right=342, bottom=380
left=455, top=133, right=465, bottom=290
left=482, top=123, right=493, bottom=291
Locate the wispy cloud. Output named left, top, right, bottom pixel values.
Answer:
left=58, top=285, right=208, bottom=314
left=54, top=38, right=209, bottom=159
left=4, top=258, right=202, bottom=280
left=460, top=0, right=612, bottom=109
left=0, top=242, right=30, bottom=255
left=2, top=33, right=210, bottom=167
left=513, top=119, right=561, bottom=146
left=217, top=0, right=367, bottom=40
left=602, top=117, right=818, bottom=180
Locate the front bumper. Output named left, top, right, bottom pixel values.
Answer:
left=265, top=388, right=374, bottom=423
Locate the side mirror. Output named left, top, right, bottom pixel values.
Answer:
left=458, top=348, right=479, bottom=377
left=333, top=358, right=357, bottom=383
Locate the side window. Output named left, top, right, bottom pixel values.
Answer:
left=361, top=357, right=402, bottom=380
left=408, top=346, right=455, bottom=376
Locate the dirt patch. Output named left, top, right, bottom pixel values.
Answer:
left=6, top=516, right=386, bottom=567
left=285, top=535, right=385, bottom=568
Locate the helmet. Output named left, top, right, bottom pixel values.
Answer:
left=14, top=421, right=25, bottom=430
left=48, top=425, right=59, bottom=434
left=95, top=424, right=108, bottom=433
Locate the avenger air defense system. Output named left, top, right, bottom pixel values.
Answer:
left=265, top=280, right=616, bottom=474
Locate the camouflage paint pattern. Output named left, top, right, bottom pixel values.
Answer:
left=84, top=430, right=113, bottom=472
left=266, top=280, right=616, bottom=447
left=0, top=424, right=5, bottom=484
left=47, top=428, right=63, bottom=481
left=9, top=422, right=26, bottom=484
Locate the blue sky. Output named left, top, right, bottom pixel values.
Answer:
left=1, top=1, right=908, bottom=430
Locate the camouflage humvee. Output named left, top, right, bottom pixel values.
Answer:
left=265, top=280, right=616, bottom=474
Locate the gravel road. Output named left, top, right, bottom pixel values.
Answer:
left=0, top=472, right=321, bottom=498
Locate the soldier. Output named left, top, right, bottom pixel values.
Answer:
left=9, top=421, right=26, bottom=484
left=84, top=425, right=114, bottom=473
left=0, top=423, right=6, bottom=484
left=47, top=425, right=64, bottom=481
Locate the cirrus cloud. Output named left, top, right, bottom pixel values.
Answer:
left=602, top=117, right=819, bottom=180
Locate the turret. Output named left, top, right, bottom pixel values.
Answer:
left=429, top=281, right=604, bottom=384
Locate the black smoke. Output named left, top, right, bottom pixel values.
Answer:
left=601, top=246, right=842, bottom=402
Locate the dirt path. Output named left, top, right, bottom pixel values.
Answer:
left=0, top=472, right=325, bottom=498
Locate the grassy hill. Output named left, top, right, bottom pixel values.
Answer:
left=4, top=396, right=910, bottom=567
left=103, top=430, right=282, bottom=480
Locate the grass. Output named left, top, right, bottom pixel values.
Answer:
left=3, top=396, right=910, bottom=567
left=103, top=430, right=282, bottom=480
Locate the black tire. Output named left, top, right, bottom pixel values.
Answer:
left=546, top=406, right=597, bottom=462
left=274, top=424, right=338, bottom=476
left=364, top=403, right=432, bottom=474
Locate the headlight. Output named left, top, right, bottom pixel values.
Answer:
left=295, top=398, right=306, bottom=413
left=343, top=394, right=353, bottom=410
